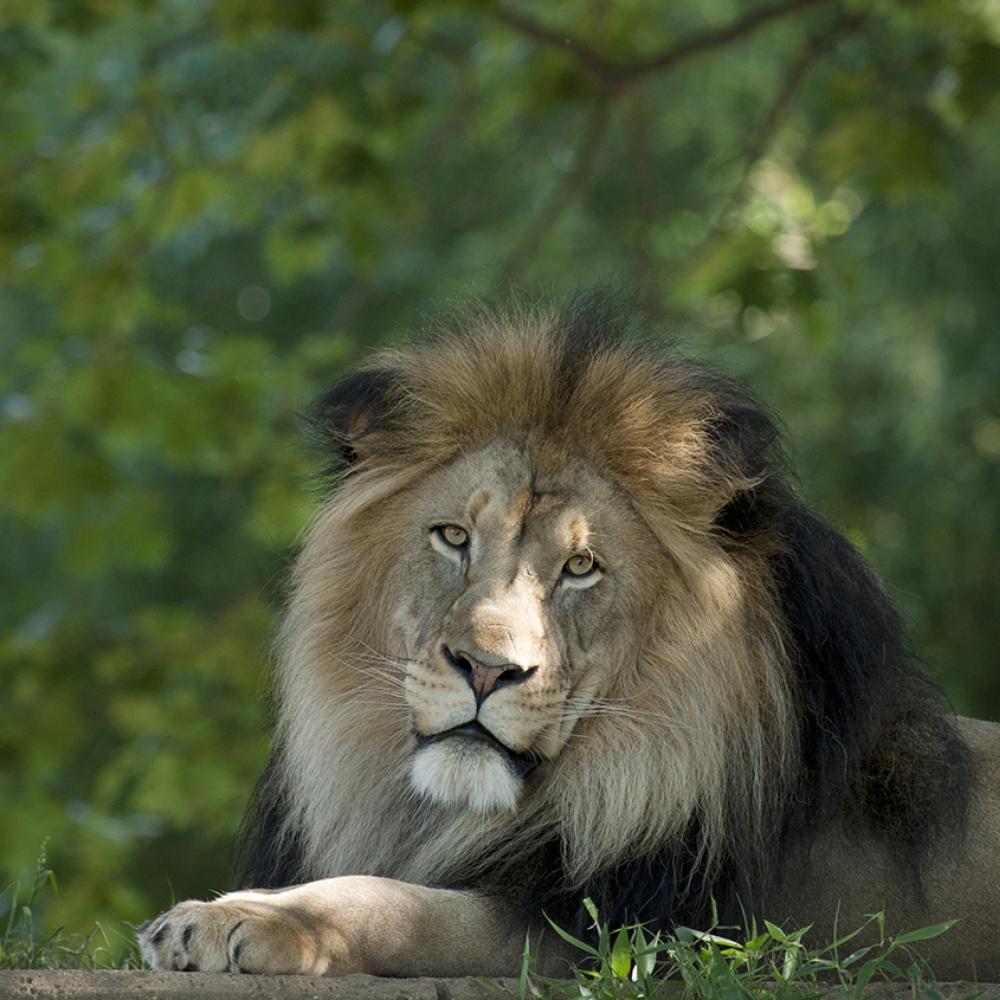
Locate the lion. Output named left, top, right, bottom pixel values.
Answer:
left=139, top=298, right=1000, bottom=980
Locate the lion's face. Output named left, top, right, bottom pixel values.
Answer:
left=383, top=439, right=654, bottom=812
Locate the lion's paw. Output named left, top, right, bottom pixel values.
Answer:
left=138, top=893, right=348, bottom=975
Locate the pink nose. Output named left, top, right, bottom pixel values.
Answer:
left=443, top=647, right=536, bottom=706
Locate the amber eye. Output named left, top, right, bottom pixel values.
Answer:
left=436, top=525, right=469, bottom=549
left=563, top=552, right=596, bottom=577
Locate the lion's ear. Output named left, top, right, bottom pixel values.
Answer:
left=309, top=364, right=403, bottom=468
left=705, top=394, right=782, bottom=537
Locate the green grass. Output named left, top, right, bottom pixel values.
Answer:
left=0, top=848, right=142, bottom=970
left=0, top=858, right=971, bottom=996
left=520, top=899, right=971, bottom=1000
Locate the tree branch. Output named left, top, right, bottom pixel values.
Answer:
left=625, top=0, right=832, bottom=81
left=673, top=13, right=867, bottom=286
left=738, top=12, right=865, bottom=171
left=495, top=6, right=615, bottom=85
left=496, top=0, right=835, bottom=90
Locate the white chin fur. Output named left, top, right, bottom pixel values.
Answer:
left=410, top=740, right=522, bottom=812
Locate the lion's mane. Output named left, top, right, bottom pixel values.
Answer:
left=240, top=295, right=971, bottom=933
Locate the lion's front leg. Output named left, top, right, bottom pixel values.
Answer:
left=139, top=876, right=528, bottom=977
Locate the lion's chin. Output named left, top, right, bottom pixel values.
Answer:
left=410, top=740, right=523, bottom=812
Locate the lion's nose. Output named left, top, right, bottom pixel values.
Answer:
left=443, top=646, right=536, bottom=706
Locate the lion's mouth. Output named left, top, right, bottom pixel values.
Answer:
left=416, top=720, right=540, bottom=778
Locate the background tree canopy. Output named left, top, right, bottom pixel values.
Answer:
left=1, top=0, right=999, bottom=946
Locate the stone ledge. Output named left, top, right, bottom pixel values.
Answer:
left=1, top=972, right=998, bottom=1000
left=0, top=971, right=518, bottom=1000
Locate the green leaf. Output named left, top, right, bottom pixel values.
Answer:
left=853, top=957, right=884, bottom=998
left=610, top=927, right=631, bottom=978
left=892, top=921, right=957, bottom=946
left=634, top=933, right=661, bottom=978
left=517, top=932, right=531, bottom=1000
left=690, top=930, right=743, bottom=949
left=542, top=915, right=601, bottom=961
left=764, top=920, right=788, bottom=943
left=839, top=946, right=874, bottom=967
left=781, top=944, right=800, bottom=981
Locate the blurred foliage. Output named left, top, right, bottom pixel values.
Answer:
left=1, top=0, right=999, bottom=950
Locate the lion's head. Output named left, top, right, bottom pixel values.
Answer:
left=244, top=297, right=969, bottom=930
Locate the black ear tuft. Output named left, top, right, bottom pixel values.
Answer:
left=713, top=487, right=761, bottom=536
left=706, top=390, right=785, bottom=539
left=308, top=365, right=402, bottom=470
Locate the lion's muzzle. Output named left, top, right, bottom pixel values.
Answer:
left=408, top=646, right=546, bottom=811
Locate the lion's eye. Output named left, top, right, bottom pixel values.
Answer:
left=436, top=524, right=469, bottom=549
left=563, top=552, right=596, bottom=577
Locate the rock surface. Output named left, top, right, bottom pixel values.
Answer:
left=0, top=972, right=997, bottom=1000
left=0, top=971, right=519, bottom=1000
